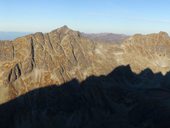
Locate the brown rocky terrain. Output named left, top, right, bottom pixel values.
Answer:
left=0, top=26, right=170, bottom=104
left=120, top=32, right=170, bottom=74
left=0, top=26, right=117, bottom=103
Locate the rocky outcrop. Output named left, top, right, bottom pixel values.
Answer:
left=0, top=26, right=170, bottom=104
left=118, top=32, right=170, bottom=74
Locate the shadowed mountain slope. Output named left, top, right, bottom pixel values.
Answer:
left=1, top=65, right=170, bottom=128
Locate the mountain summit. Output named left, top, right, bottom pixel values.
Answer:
left=0, top=26, right=116, bottom=103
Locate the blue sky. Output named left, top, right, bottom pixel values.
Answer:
left=0, top=0, right=170, bottom=34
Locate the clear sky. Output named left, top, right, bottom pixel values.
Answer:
left=0, top=0, right=170, bottom=34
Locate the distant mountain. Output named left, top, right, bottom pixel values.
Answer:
left=82, top=33, right=129, bottom=43
left=0, top=32, right=30, bottom=40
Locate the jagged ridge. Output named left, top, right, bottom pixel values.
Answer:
left=0, top=26, right=170, bottom=104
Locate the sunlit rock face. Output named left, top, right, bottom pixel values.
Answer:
left=0, top=26, right=117, bottom=103
left=118, top=32, right=170, bottom=74
left=0, top=26, right=170, bottom=104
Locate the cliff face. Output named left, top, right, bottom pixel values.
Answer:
left=0, top=26, right=170, bottom=104
left=0, top=26, right=117, bottom=103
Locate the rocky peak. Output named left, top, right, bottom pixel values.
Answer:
left=158, top=31, right=169, bottom=38
left=60, top=25, right=69, bottom=29
left=50, top=25, right=80, bottom=38
left=51, top=25, right=70, bottom=33
left=0, top=26, right=117, bottom=103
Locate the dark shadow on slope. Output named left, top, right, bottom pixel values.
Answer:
left=1, top=65, right=170, bottom=128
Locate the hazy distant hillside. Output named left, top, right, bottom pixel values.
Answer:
left=0, top=32, right=30, bottom=40
left=82, top=33, right=129, bottom=43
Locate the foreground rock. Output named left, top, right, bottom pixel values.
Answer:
left=1, top=66, right=170, bottom=128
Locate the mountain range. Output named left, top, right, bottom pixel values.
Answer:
left=0, top=26, right=170, bottom=128
left=0, top=32, right=30, bottom=40
left=82, top=33, right=129, bottom=43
